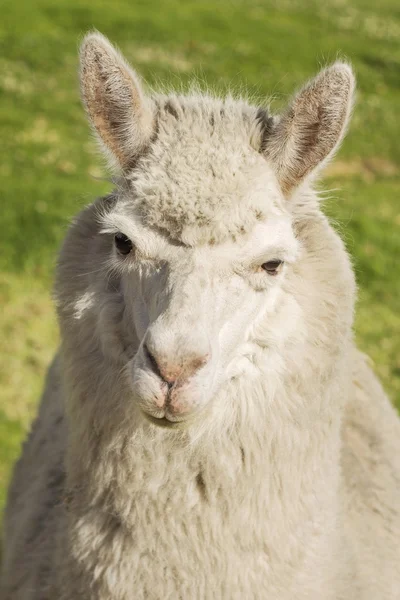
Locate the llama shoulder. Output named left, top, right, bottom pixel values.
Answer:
left=2, top=354, right=66, bottom=585
left=340, top=349, right=400, bottom=596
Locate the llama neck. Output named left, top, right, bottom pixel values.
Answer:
left=65, top=355, right=346, bottom=534
left=62, top=368, right=348, bottom=599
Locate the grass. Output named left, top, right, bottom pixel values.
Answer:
left=0, top=0, right=399, bottom=522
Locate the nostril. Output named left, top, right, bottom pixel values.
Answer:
left=144, top=344, right=177, bottom=387
left=144, top=344, right=164, bottom=381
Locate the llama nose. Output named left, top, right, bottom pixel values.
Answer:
left=144, top=344, right=208, bottom=385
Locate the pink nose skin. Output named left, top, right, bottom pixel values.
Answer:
left=145, top=344, right=209, bottom=388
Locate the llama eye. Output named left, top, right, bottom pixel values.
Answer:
left=114, top=232, right=133, bottom=256
left=261, top=260, right=283, bottom=275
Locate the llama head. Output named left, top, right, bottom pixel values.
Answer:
left=72, top=33, right=355, bottom=428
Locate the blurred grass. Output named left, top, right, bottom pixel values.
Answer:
left=0, top=0, right=399, bottom=519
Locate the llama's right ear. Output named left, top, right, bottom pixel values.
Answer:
left=79, top=32, right=154, bottom=170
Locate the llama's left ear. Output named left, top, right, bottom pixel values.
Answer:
left=79, top=32, right=154, bottom=170
left=264, top=63, right=355, bottom=194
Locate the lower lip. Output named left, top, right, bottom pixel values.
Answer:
left=143, top=413, right=187, bottom=429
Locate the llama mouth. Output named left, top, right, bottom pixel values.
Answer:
left=143, top=413, right=189, bottom=429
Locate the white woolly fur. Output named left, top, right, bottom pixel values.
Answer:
left=2, top=33, right=400, bottom=600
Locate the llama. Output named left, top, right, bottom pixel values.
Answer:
left=2, top=32, right=400, bottom=599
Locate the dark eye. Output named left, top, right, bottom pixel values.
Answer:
left=114, top=232, right=133, bottom=256
left=261, top=259, right=283, bottom=275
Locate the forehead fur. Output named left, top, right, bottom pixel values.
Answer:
left=124, top=94, right=284, bottom=245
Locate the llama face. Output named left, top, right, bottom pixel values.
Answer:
left=101, top=199, right=299, bottom=424
left=77, top=33, right=355, bottom=426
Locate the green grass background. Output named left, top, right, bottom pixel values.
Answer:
left=0, top=0, right=399, bottom=523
